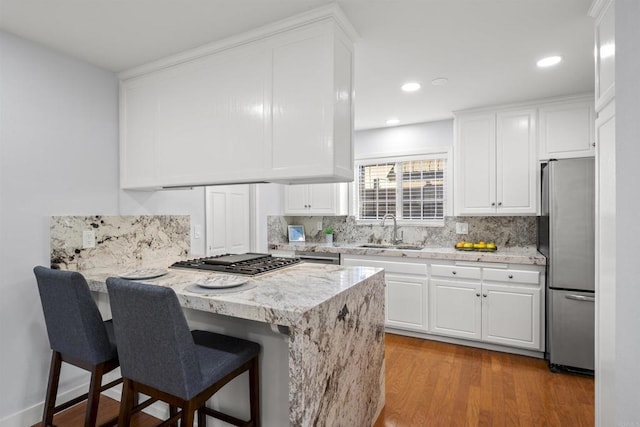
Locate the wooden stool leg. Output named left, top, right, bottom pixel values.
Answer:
left=197, top=406, right=206, bottom=427
left=169, top=405, right=178, bottom=427
left=84, top=363, right=105, bottom=427
left=181, top=403, right=195, bottom=427
left=118, top=379, right=135, bottom=427
left=42, top=351, right=62, bottom=427
left=249, top=357, right=260, bottom=427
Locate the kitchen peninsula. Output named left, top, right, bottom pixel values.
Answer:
left=82, top=263, right=385, bottom=426
left=50, top=216, right=385, bottom=426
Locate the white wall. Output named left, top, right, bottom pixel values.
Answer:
left=614, top=1, right=640, bottom=424
left=354, top=119, right=453, bottom=159
left=0, top=31, right=120, bottom=424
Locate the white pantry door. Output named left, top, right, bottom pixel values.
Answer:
left=205, top=185, right=252, bottom=256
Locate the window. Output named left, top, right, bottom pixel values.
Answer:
left=355, top=154, right=448, bottom=222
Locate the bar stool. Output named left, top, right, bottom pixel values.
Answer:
left=106, top=278, right=260, bottom=427
left=34, top=266, right=122, bottom=427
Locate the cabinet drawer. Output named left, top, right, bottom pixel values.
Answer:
left=483, top=269, right=539, bottom=285
left=341, top=258, right=427, bottom=276
left=431, top=265, right=481, bottom=280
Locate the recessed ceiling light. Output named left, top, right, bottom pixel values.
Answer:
left=537, top=56, right=562, bottom=68
left=431, top=77, right=449, bottom=86
left=401, top=82, right=421, bottom=92
left=386, top=118, right=400, bottom=126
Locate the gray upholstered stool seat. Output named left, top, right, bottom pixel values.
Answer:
left=106, top=278, right=260, bottom=426
left=34, top=266, right=122, bottom=427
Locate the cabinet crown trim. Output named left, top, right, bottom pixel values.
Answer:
left=119, top=4, right=358, bottom=80
left=453, top=93, right=594, bottom=117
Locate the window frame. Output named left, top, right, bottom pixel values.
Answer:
left=352, top=148, right=453, bottom=226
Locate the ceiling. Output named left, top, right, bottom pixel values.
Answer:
left=0, top=0, right=595, bottom=130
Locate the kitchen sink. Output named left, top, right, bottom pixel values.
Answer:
left=393, top=245, right=424, bottom=250
left=358, top=244, right=424, bottom=250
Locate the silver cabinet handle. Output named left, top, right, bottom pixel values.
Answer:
left=566, top=294, right=595, bottom=302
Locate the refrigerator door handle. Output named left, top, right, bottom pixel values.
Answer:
left=565, top=294, right=595, bottom=302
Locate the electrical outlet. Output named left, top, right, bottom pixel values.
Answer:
left=316, top=221, right=323, bottom=231
left=455, top=222, right=469, bottom=234
left=82, top=230, right=96, bottom=248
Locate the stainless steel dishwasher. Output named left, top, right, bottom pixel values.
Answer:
left=294, top=250, right=341, bottom=265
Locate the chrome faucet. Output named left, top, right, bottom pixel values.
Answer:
left=381, top=214, right=403, bottom=244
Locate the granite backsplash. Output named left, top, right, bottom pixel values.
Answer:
left=268, top=215, right=537, bottom=248
left=50, top=215, right=190, bottom=273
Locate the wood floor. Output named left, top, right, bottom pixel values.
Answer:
left=374, top=333, right=594, bottom=427
left=39, top=333, right=594, bottom=427
left=31, top=396, right=158, bottom=427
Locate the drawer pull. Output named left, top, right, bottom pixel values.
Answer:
left=483, top=294, right=487, bottom=298
left=476, top=293, right=481, bottom=297
left=508, top=274, right=513, bottom=279
left=452, top=271, right=457, bottom=275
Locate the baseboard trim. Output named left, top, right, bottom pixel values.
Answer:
left=0, top=382, right=88, bottom=427
left=385, top=328, right=545, bottom=359
left=0, top=380, right=168, bottom=427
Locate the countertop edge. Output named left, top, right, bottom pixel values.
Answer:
left=270, top=243, right=547, bottom=266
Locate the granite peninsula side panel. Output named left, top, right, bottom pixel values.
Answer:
left=288, top=270, right=386, bottom=426
left=50, top=215, right=190, bottom=272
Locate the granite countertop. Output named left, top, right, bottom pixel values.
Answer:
left=270, top=242, right=546, bottom=265
left=83, top=263, right=383, bottom=327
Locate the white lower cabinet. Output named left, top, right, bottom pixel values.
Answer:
left=430, top=264, right=543, bottom=351
left=385, top=273, right=428, bottom=331
left=341, top=256, right=428, bottom=332
left=341, top=255, right=544, bottom=352
left=429, top=279, right=481, bottom=340
left=481, top=283, right=540, bottom=349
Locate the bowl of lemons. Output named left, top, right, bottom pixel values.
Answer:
left=454, top=241, right=497, bottom=252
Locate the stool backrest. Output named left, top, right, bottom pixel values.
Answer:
left=106, top=278, right=202, bottom=400
left=33, top=266, right=115, bottom=365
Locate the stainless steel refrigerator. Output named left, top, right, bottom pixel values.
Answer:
left=538, top=158, right=595, bottom=372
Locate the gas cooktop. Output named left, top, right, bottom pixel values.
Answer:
left=170, top=253, right=301, bottom=276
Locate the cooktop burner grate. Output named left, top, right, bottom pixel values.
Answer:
left=170, top=253, right=301, bottom=276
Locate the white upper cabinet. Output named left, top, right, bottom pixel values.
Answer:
left=592, top=0, right=615, bottom=112
left=119, top=6, right=355, bottom=190
left=538, top=97, right=595, bottom=160
left=268, top=23, right=354, bottom=184
left=455, top=108, right=536, bottom=215
left=283, top=183, right=348, bottom=215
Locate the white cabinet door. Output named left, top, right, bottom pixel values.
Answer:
left=386, top=273, right=428, bottom=332
left=455, top=113, right=496, bottom=215
left=455, top=109, right=537, bottom=215
left=283, top=183, right=348, bottom=215
left=594, top=0, right=615, bottom=112
left=155, top=44, right=268, bottom=187
left=269, top=22, right=354, bottom=183
left=481, top=284, right=540, bottom=350
left=429, top=279, right=482, bottom=340
left=496, top=109, right=537, bottom=214
left=120, top=76, right=159, bottom=189
left=539, top=99, right=595, bottom=160
left=205, top=185, right=251, bottom=256
left=283, top=185, right=309, bottom=215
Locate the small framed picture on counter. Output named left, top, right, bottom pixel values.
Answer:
left=288, top=225, right=305, bottom=243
